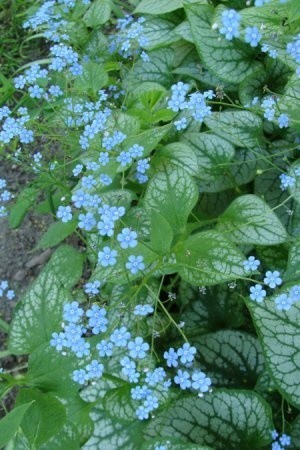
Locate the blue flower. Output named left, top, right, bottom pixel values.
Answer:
left=97, top=218, right=115, bottom=237
left=126, top=255, right=145, bottom=274
left=98, top=246, right=118, bottom=267
left=96, top=339, right=114, bottom=357
left=57, top=205, right=72, bottom=222
left=78, top=212, right=96, bottom=231
left=177, top=343, right=197, bottom=365
left=72, top=369, right=88, bottom=385
left=243, top=256, right=260, bottom=271
left=128, top=144, right=144, bottom=158
left=279, top=174, right=295, bottom=190
left=275, top=294, right=293, bottom=311
left=278, top=114, right=289, bottom=128
left=220, top=9, right=241, bottom=41
left=117, top=228, right=138, bottom=249
left=191, top=370, right=212, bottom=392
left=249, top=284, right=266, bottom=302
left=128, top=337, right=149, bottom=359
left=290, top=285, right=300, bottom=302
left=86, top=360, right=104, bottom=379
left=134, top=304, right=154, bottom=316
left=174, top=117, right=188, bottom=131
left=279, top=434, right=291, bottom=446
left=136, top=405, right=149, bottom=420
left=50, top=332, right=66, bottom=351
left=174, top=369, right=191, bottom=390
left=163, top=347, right=178, bottom=367
left=63, top=301, right=84, bottom=323
left=136, top=158, right=150, bottom=174
left=99, top=174, right=112, bottom=185
left=86, top=305, right=108, bottom=334
left=244, top=26, right=261, bottom=47
left=144, top=394, right=159, bottom=412
left=110, top=326, right=131, bottom=347
left=84, top=280, right=101, bottom=296
left=264, top=270, right=282, bottom=288
left=131, top=385, right=151, bottom=400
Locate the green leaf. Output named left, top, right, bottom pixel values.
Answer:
left=144, top=165, right=198, bottom=234
left=26, top=345, right=78, bottom=397
left=247, top=295, right=300, bottom=407
left=175, top=231, right=246, bottom=286
left=194, top=330, right=264, bottom=388
left=123, top=124, right=171, bottom=158
left=288, top=161, right=300, bottom=203
left=217, top=194, right=288, bottom=245
left=155, top=142, right=199, bottom=177
left=45, top=245, right=83, bottom=289
left=146, top=390, right=273, bottom=449
left=83, top=0, right=111, bottom=27
left=285, top=238, right=300, bottom=283
left=123, top=48, right=174, bottom=91
left=82, top=400, right=146, bottom=450
left=16, top=389, right=66, bottom=448
left=9, top=246, right=82, bottom=354
left=0, top=402, right=34, bottom=448
left=135, top=0, right=183, bottom=14
left=142, top=439, right=213, bottom=450
left=181, top=283, right=244, bottom=335
left=204, top=111, right=263, bottom=148
left=9, top=187, right=38, bottom=229
left=74, top=62, right=108, bottom=96
left=150, top=209, right=174, bottom=255
left=184, top=4, right=262, bottom=84
left=36, top=219, right=77, bottom=249
left=39, top=423, right=80, bottom=450
left=142, top=18, right=179, bottom=50
left=182, top=133, right=235, bottom=185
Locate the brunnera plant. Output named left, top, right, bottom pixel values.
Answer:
left=0, top=0, right=300, bottom=449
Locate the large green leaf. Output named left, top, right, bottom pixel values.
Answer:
left=204, top=111, right=263, bottom=148
left=83, top=0, right=111, bottom=27
left=9, top=187, right=38, bottom=229
left=184, top=4, right=262, bottom=84
left=154, top=142, right=199, bottom=177
left=194, top=330, right=264, bottom=388
left=142, top=440, right=212, bottom=450
left=288, top=161, right=300, bottom=203
left=285, top=238, right=300, bottom=283
left=135, top=0, right=183, bottom=14
left=181, top=284, right=244, bottom=336
left=0, top=402, right=34, bottom=448
left=144, top=165, right=198, bottom=234
left=123, top=124, right=171, bottom=158
left=9, top=246, right=82, bottom=354
left=217, top=194, right=288, bottom=245
left=146, top=390, right=273, bottom=449
left=123, top=48, right=174, bottom=91
left=16, top=389, right=67, bottom=448
left=150, top=209, right=174, bottom=255
left=182, top=133, right=235, bottom=186
left=74, top=62, right=108, bottom=96
left=142, top=18, right=179, bottom=50
left=36, top=219, right=77, bottom=249
left=175, top=231, right=246, bottom=285
left=247, top=296, right=300, bottom=407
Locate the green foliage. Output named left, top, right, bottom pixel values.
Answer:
left=1, top=0, right=300, bottom=448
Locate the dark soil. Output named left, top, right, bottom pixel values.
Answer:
left=0, top=161, right=53, bottom=416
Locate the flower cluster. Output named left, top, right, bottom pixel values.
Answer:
left=0, top=106, right=34, bottom=146
left=245, top=256, right=300, bottom=311
left=167, top=82, right=214, bottom=128
left=271, top=430, right=291, bottom=450
left=0, top=178, right=13, bottom=217
left=108, top=16, right=149, bottom=61
left=279, top=167, right=300, bottom=191
left=0, top=280, right=15, bottom=300
left=51, top=300, right=212, bottom=421
left=219, top=9, right=241, bottom=41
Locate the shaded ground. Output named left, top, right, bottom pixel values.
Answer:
left=0, top=162, right=52, bottom=415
